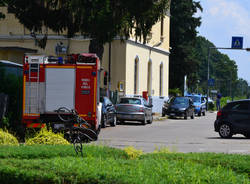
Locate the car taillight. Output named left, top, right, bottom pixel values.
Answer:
left=217, top=110, right=222, bottom=117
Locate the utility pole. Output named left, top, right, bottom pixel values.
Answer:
left=206, top=47, right=211, bottom=111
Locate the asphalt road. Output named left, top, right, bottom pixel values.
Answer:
left=93, top=112, right=250, bottom=154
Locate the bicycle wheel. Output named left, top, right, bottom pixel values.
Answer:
left=57, top=107, right=74, bottom=123
left=73, top=136, right=83, bottom=156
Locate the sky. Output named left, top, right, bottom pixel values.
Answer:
left=196, top=0, right=250, bottom=83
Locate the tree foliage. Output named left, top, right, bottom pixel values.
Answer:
left=193, top=36, right=250, bottom=98
left=7, top=0, right=170, bottom=60
left=169, top=0, right=202, bottom=91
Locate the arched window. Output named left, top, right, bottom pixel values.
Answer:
left=159, top=62, right=163, bottom=96
left=161, top=16, right=164, bottom=37
left=134, top=56, right=139, bottom=94
left=147, top=59, right=152, bottom=95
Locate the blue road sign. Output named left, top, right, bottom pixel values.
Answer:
left=231, top=36, right=243, bottom=49
left=208, top=78, right=215, bottom=86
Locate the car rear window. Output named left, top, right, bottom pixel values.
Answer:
left=223, top=101, right=250, bottom=111
left=172, top=97, right=189, bottom=105
left=119, top=98, right=141, bottom=105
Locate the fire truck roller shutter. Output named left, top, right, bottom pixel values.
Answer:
left=45, top=68, right=75, bottom=112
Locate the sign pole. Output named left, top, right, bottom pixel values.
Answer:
left=206, top=47, right=211, bottom=110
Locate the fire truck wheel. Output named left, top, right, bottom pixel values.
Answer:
left=101, top=114, right=107, bottom=128
left=110, top=115, right=117, bottom=127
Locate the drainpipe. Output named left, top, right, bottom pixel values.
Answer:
left=108, top=42, right=111, bottom=98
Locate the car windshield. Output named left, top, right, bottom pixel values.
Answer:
left=119, top=98, right=141, bottom=105
left=189, top=96, right=200, bottom=103
left=171, top=97, right=189, bottom=105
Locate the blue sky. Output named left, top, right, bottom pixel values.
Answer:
left=196, top=0, right=250, bottom=83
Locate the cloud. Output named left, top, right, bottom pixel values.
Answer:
left=207, top=0, right=250, bottom=36
left=197, top=0, right=250, bottom=81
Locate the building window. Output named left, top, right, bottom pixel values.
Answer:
left=134, top=56, right=139, bottom=94
left=147, top=60, right=152, bottom=95
left=159, top=63, right=163, bottom=96
left=161, top=16, right=164, bottom=37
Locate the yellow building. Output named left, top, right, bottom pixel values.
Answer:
left=0, top=7, right=170, bottom=112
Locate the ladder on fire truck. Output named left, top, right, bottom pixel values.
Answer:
left=27, top=63, right=40, bottom=114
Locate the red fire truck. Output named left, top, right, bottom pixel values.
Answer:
left=22, top=53, right=101, bottom=137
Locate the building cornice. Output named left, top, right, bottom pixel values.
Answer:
left=0, top=34, right=91, bottom=41
left=126, top=39, right=170, bottom=56
left=0, top=35, right=171, bottom=55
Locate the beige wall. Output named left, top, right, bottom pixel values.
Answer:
left=125, top=42, right=169, bottom=97
left=0, top=50, right=23, bottom=63
left=83, top=40, right=126, bottom=91
left=149, top=15, right=170, bottom=51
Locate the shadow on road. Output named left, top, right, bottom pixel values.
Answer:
left=117, top=121, right=145, bottom=126
left=207, top=137, right=248, bottom=140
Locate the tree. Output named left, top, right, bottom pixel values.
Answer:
left=7, top=0, right=170, bottom=60
left=194, top=36, right=240, bottom=97
left=169, top=0, right=202, bottom=91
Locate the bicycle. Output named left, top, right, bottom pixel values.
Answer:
left=56, top=107, right=97, bottom=156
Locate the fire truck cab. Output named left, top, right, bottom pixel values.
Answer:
left=22, top=53, right=101, bottom=134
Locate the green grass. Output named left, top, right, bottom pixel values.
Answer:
left=0, top=145, right=249, bottom=184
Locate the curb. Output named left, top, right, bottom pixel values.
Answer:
left=153, top=116, right=168, bottom=121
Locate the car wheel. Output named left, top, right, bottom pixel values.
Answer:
left=202, top=111, right=205, bottom=116
left=243, top=133, right=250, bottom=139
left=101, top=114, right=107, bottom=128
left=184, top=113, right=187, bottom=120
left=219, top=123, right=233, bottom=138
left=162, top=112, right=165, bottom=117
left=110, top=115, right=117, bottom=127
left=147, top=115, right=153, bottom=124
left=191, top=112, right=194, bottom=119
left=198, top=111, right=201, bottom=116
left=119, top=120, right=124, bottom=124
left=141, top=118, right=146, bottom=125
left=96, top=125, right=101, bottom=135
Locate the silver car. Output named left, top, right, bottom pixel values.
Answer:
left=115, top=97, right=153, bottom=125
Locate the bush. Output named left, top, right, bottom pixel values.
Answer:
left=0, top=129, right=19, bottom=145
left=25, top=128, right=69, bottom=145
left=208, top=102, right=215, bottom=111
left=220, top=96, right=247, bottom=109
left=169, top=88, right=182, bottom=97
left=124, top=146, right=143, bottom=159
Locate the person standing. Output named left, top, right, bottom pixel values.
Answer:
left=216, top=93, right=222, bottom=110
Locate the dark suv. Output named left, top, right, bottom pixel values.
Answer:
left=162, top=96, right=194, bottom=119
left=214, top=99, right=250, bottom=138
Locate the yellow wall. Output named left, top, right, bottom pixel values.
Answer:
left=125, top=42, right=169, bottom=97
left=149, top=15, right=170, bottom=51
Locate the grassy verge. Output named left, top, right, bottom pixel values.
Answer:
left=0, top=145, right=249, bottom=184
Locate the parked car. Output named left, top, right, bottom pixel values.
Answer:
left=186, top=94, right=206, bottom=116
left=115, top=97, right=153, bottom=125
left=100, top=96, right=117, bottom=128
left=162, top=96, right=194, bottom=119
left=214, top=99, right=250, bottom=138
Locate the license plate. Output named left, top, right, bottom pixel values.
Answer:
left=170, top=113, right=175, bottom=116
